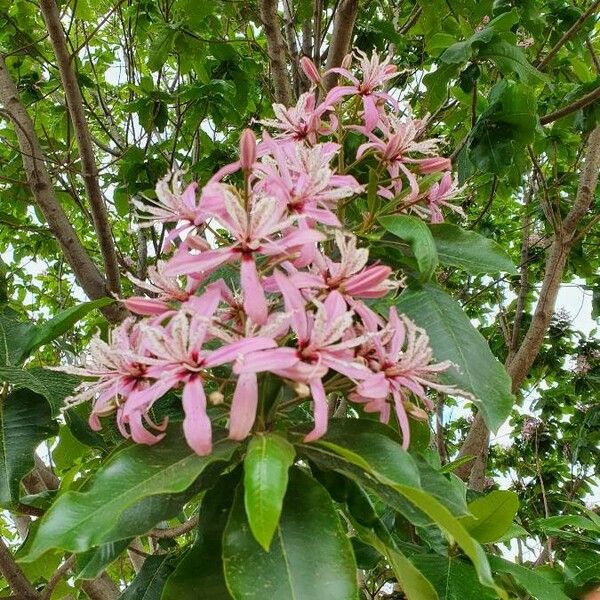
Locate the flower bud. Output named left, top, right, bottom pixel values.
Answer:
left=239, top=129, right=256, bottom=172
left=341, top=53, right=353, bottom=70
left=403, top=400, right=428, bottom=421
left=300, top=56, right=321, bottom=84
left=208, top=391, right=225, bottom=405
left=418, top=157, right=452, bottom=174
left=293, top=382, right=311, bottom=398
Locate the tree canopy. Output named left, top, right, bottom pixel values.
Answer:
left=0, top=0, right=599, bottom=598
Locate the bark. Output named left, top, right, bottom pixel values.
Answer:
left=39, top=0, right=122, bottom=297
left=456, top=126, right=600, bottom=487
left=0, top=538, right=39, bottom=600
left=0, top=55, right=126, bottom=323
left=81, top=574, right=120, bottom=600
left=259, top=0, right=293, bottom=105
left=323, top=0, right=359, bottom=90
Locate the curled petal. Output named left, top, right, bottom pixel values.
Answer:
left=228, top=372, right=258, bottom=440
left=182, top=376, right=212, bottom=455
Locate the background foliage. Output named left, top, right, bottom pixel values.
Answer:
left=0, top=0, right=599, bottom=598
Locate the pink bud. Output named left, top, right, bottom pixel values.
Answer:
left=124, top=297, right=170, bottom=315
left=418, top=157, right=452, bottom=174
left=341, top=53, right=353, bottom=70
left=239, top=129, right=256, bottom=172
left=300, top=56, right=321, bottom=84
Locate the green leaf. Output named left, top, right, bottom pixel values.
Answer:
left=488, top=556, right=570, bottom=600
left=0, top=307, right=34, bottom=366
left=423, top=63, right=459, bottom=111
left=440, top=28, right=495, bottom=64
left=76, top=539, right=131, bottom=580
left=243, top=433, right=295, bottom=551
left=379, top=215, right=439, bottom=281
left=478, top=40, right=548, bottom=85
left=162, top=470, right=239, bottom=600
left=22, top=433, right=238, bottom=560
left=223, top=468, right=358, bottom=600
left=534, top=514, right=600, bottom=534
left=396, top=283, right=514, bottom=432
left=316, top=432, right=421, bottom=490
left=410, top=555, right=498, bottom=600
left=429, top=224, right=517, bottom=275
left=352, top=520, right=438, bottom=600
left=0, top=367, right=79, bottom=416
left=564, top=549, right=600, bottom=588
left=414, top=456, right=468, bottom=516
left=121, top=554, right=177, bottom=600
left=15, top=298, right=112, bottom=364
left=0, top=389, right=58, bottom=505
left=308, top=431, right=504, bottom=596
left=459, top=490, right=519, bottom=543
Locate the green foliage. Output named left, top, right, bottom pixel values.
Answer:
left=0, top=0, right=598, bottom=597
left=396, top=284, right=514, bottom=432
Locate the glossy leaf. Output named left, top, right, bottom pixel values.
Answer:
left=429, top=224, right=517, bottom=275
left=121, top=553, right=177, bottom=599
left=410, top=555, right=498, bottom=600
left=0, top=367, right=79, bottom=416
left=14, top=298, right=112, bottom=363
left=0, top=307, right=34, bottom=367
left=488, top=556, right=570, bottom=600
left=76, top=538, right=131, bottom=580
left=564, top=549, right=600, bottom=588
left=351, top=519, right=438, bottom=600
left=379, top=215, right=438, bottom=281
left=460, top=490, right=519, bottom=543
left=0, top=389, right=58, bottom=505
left=223, top=468, right=358, bottom=600
left=162, top=470, right=240, bottom=600
left=243, top=433, right=295, bottom=551
left=396, top=283, right=513, bottom=432
left=308, top=432, right=503, bottom=596
left=22, top=433, right=238, bottom=560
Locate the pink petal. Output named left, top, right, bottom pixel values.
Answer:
left=164, top=248, right=235, bottom=277
left=392, top=389, right=410, bottom=450
left=241, top=256, right=268, bottom=325
left=234, top=347, right=299, bottom=373
left=127, top=411, right=165, bottom=445
left=362, top=95, right=380, bottom=131
left=274, top=270, right=308, bottom=341
left=124, top=297, right=170, bottom=316
left=356, top=372, right=390, bottom=399
left=304, top=378, right=329, bottom=442
left=228, top=372, right=258, bottom=440
left=186, top=284, right=222, bottom=317
left=182, top=376, right=212, bottom=455
left=204, top=337, right=276, bottom=368
left=344, top=265, right=392, bottom=297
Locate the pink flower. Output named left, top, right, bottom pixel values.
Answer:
left=260, top=92, right=333, bottom=143
left=356, top=115, right=442, bottom=203
left=255, top=140, right=361, bottom=227
left=283, top=232, right=395, bottom=300
left=123, top=290, right=278, bottom=454
left=58, top=318, right=168, bottom=445
left=164, top=188, right=324, bottom=324
left=351, top=307, right=456, bottom=449
left=236, top=271, right=369, bottom=442
left=124, top=261, right=196, bottom=316
left=324, top=50, right=399, bottom=130
left=417, top=172, right=465, bottom=223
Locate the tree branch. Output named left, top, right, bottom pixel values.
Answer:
left=259, top=0, right=293, bottom=105
left=323, top=0, right=359, bottom=90
left=0, top=55, right=126, bottom=323
left=39, top=0, right=122, bottom=297
left=537, top=0, right=600, bottom=70
left=149, top=515, right=199, bottom=538
left=456, top=126, right=600, bottom=487
left=540, top=85, right=600, bottom=125
left=0, top=538, right=39, bottom=600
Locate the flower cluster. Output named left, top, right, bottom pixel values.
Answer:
left=61, top=51, right=463, bottom=455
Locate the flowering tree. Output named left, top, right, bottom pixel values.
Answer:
left=0, top=1, right=600, bottom=599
